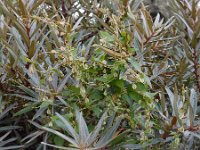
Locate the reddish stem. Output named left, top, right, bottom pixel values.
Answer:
left=193, top=48, right=200, bottom=93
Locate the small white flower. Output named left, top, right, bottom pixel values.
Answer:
left=132, top=84, right=137, bottom=89
left=102, top=60, right=107, bottom=65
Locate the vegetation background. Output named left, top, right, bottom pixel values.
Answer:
left=0, top=0, right=200, bottom=149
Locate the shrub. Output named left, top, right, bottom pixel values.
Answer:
left=0, top=0, right=199, bottom=149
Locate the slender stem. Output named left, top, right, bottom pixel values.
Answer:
left=193, top=48, right=200, bottom=93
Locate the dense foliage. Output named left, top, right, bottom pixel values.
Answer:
left=0, top=0, right=199, bottom=149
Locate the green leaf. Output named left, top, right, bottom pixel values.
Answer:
left=89, top=89, right=103, bottom=101
left=109, top=130, right=129, bottom=148
left=28, top=40, right=36, bottom=59
left=30, top=0, right=46, bottom=14
left=142, top=74, right=152, bottom=88
left=76, top=111, right=89, bottom=144
left=99, top=31, right=115, bottom=42
left=55, top=112, right=79, bottom=142
left=136, top=82, right=147, bottom=92
left=95, top=117, right=121, bottom=148
left=142, top=92, right=156, bottom=102
left=129, top=91, right=143, bottom=102
left=30, top=120, right=79, bottom=147
left=0, top=104, right=16, bottom=120
left=92, top=107, right=102, bottom=117
left=110, top=79, right=125, bottom=92
left=128, top=57, right=142, bottom=73
left=0, top=126, right=21, bottom=131
left=127, top=47, right=135, bottom=52
left=18, top=85, right=38, bottom=98
left=32, top=101, right=51, bottom=120
left=19, top=0, right=28, bottom=18
left=121, top=93, right=132, bottom=106
left=40, top=101, right=52, bottom=108
left=14, top=102, right=40, bottom=116
left=165, top=86, right=175, bottom=116
left=57, top=71, right=72, bottom=93
left=190, top=88, right=197, bottom=115
left=173, top=85, right=182, bottom=126
left=54, top=136, right=65, bottom=146
left=13, top=20, right=30, bottom=47
left=87, top=112, right=107, bottom=145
